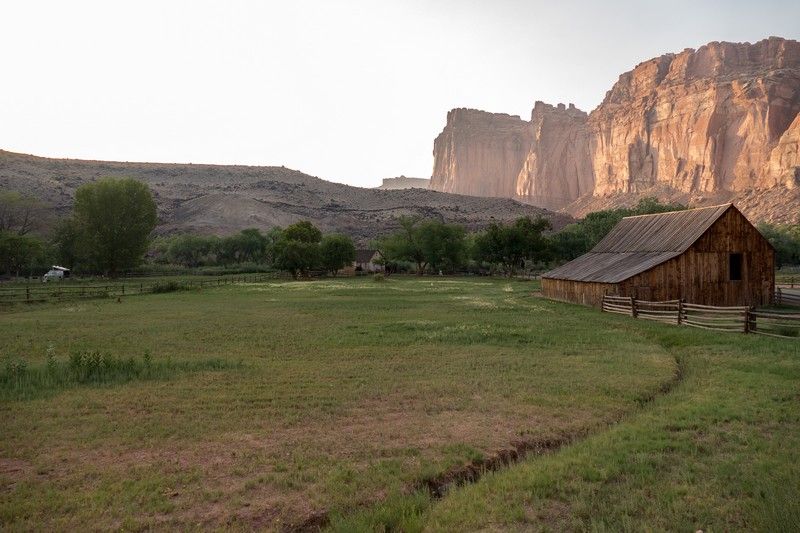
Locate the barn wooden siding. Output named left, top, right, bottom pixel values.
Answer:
left=542, top=205, right=775, bottom=308
left=541, top=279, right=619, bottom=306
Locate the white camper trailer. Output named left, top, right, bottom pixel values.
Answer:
left=42, top=266, right=70, bottom=282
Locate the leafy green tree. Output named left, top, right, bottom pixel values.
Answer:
left=379, top=216, right=427, bottom=275
left=168, top=235, right=220, bottom=267
left=147, top=235, right=175, bottom=265
left=0, top=231, right=46, bottom=277
left=72, top=178, right=158, bottom=275
left=549, top=197, right=687, bottom=262
left=52, top=218, right=83, bottom=269
left=237, top=228, right=270, bottom=263
left=217, top=235, right=241, bottom=264
left=284, top=221, right=322, bottom=243
left=320, top=234, right=356, bottom=276
left=217, top=229, right=271, bottom=264
left=263, top=227, right=284, bottom=264
left=417, top=220, right=467, bottom=273
left=473, top=216, right=552, bottom=276
left=378, top=217, right=468, bottom=275
left=274, top=240, right=320, bottom=279
left=0, top=191, right=44, bottom=235
left=549, top=223, right=591, bottom=261
left=759, top=223, right=800, bottom=268
left=274, top=221, right=322, bottom=278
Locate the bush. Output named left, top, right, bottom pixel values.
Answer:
left=150, top=281, right=200, bottom=294
left=151, top=281, right=181, bottom=293
left=373, top=273, right=385, bottom=282
left=194, top=263, right=276, bottom=276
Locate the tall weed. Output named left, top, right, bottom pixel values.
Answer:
left=0, top=349, right=237, bottom=401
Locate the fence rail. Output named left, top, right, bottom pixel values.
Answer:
left=775, top=288, right=800, bottom=307
left=0, top=274, right=281, bottom=305
left=601, top=295, right=635, bottom=316
left=601, top=295, right=800, bottom=339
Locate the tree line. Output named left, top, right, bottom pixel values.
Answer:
left=153, top=222, right=356, bottom=278
left=757, top=223, right=800, bottom=268
left=3, top=178, right=800, bottom=278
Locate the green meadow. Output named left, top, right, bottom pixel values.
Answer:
left=1, top=278, right=797, bottom=531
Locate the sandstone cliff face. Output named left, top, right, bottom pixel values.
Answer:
left=769, top=112, right=800, bottom=189
left=515, top=102, right=594, bottom=209
left=430, top=104, right=595, bottom=209
left=590, top=37, right=800, bottom=196
left=430, top=37, right=800, bottom=223
left=432, top=108, right=531, bottom=197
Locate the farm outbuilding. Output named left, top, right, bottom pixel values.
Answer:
left=542, top=204, right=775, bottom=307
left=354, top=249, right=383, bottom=273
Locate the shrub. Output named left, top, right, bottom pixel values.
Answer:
left=373, top=273, right=385, bottom=282
left=151, top=280, right=180, bottom=293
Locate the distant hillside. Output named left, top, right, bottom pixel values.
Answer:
left=0, top=150, right=571, bottom=244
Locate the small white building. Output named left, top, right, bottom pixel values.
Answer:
left=354, top=250, right=383, bottom=273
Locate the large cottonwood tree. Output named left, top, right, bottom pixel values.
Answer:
left=71, top=178, right=157, bottom=276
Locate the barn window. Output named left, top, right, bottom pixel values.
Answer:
left=729, top=253, right=743, bottom=281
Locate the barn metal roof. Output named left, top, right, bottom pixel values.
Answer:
left=543, top=204, right=733, bottom=283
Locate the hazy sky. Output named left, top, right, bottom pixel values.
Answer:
left=3, top=1, right=799, bottom=187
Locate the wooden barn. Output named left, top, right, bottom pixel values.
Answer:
left=542, top=204, right=774, bottom=307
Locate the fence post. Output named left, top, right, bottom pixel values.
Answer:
left=677, top=299, right=683, bottom=326
left=777, top=287, right=782, bottom=306
left=744, top=307, right=751, bottom=334
left=26, top=287, right=30, bottom=302
left=630, top=297, right=637, bottom=318
left=122, top=284, right=125, bottom=296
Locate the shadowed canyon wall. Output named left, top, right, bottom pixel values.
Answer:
left=430, top=37, right=800, bottom=222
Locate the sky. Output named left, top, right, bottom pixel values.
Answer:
left=2, top=1, right=799, bottom=188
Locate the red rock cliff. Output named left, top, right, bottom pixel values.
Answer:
left=431, top=108, right=531, bottom=197
left=590, top=37, right=800, bottom=195
left=430, top=37, right=800, bottom=221
left=515, top=102, right=594, bottom=210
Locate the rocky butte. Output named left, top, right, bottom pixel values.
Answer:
left=430, top=37, right=800, bottom=223
left=377, top=176, right=430, bottom=190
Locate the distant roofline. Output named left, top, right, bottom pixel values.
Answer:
left=621, top=203, right=733, bottom=220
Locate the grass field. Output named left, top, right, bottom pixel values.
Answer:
left=0, top=277, right=798, bottom=531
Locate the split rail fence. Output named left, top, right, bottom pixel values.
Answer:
left=0, top=274, right=280, bottom=305
left=602, top=295, right=800, bottom=339
left=775, top=287, right=800, bottom=307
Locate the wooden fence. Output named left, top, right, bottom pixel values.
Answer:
left=0, top=274, right=279, bottom=305
left=775, top=287, right=800, bottom=307
left=602, top=295, right=800, bottom=339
